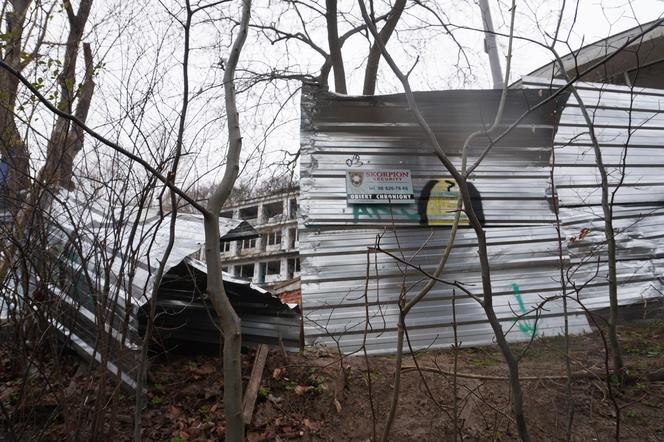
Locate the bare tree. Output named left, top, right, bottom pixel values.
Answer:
left=0, top=0, right=39, bottom=201
left=248, top=0, right=461, bottom=94
left=362, top=0, right=406, bottom=95
left=202, top=0, right=251, bottom=439
left=358, top=1, right=532, bottom=440
left=0, top=0, right=96, bottom=284
left=40, top=0, right=95, bottom=189
left=0, top=2, right=253, bottom=441
left=325, top=0, right=347, bottom=93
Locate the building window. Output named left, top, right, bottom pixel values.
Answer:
left=287, top=257, right=300, bottom=278
left=222, top=241, right=232, bottom=253
left=239, top=206, right=258, bottom=222
left=289, top=198, right=297, bottom=219
left=263, top=201, right=283, bottom=223
left=240, top=238, right=256, bottom=249
left=288, top=228, right=297, bottom=248
left=266, top=260, right=281, bottom=275
left=258, top=262, right=266, bottom=283
left=222, top=265, right=229, bottom=273
left=239, top=264, right=254, bottom=279
left=267, top=230, right=282, bottom=246
left=220, top=210, right=233, bottom=219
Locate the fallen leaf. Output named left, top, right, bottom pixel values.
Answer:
left=200, top=421, right=215, bottom=432
left=188, top=422, right=202, bottom=439
left=303, top=418, right=321, bottom=432
left=191, top=363, right=216, bottom=376
left=333, top=398, right=342, bottom=413
left=247, top=430, right=270, bottom=442
left=272, top=367, right=286, bottom=380
left=294, top=385, right=313, bottom=396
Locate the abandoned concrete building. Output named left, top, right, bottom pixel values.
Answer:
left=217, top=186, right=300, bottom=289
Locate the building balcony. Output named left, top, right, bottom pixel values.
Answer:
left=239, top=247, right=256, bottom=256
left=265, top=243, right=283, bottom=253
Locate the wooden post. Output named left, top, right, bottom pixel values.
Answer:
left=242, top=344, right=269, bottom=425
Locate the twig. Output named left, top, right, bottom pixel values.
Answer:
left=401, top=365, right=598, bottom=381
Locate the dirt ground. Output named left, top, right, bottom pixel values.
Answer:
left=2, top=321, right=664, bottom=441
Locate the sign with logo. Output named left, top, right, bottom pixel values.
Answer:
left=346, top=169, right=414, bottom=204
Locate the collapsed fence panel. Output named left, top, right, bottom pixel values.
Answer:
left=2, top=190, right=300, bottom=390
left=299, top=79, right=664, bottom=355
left=145, top=257, right=301, bottom=349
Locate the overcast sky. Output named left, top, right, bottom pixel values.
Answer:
left=507, top=0, right=664, bottom=81
left=76, top=0, right=664, bottom=191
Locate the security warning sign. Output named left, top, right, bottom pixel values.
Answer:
left=346, top=169, right=415, bottom=204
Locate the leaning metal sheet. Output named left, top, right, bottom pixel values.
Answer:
left=49, top=191, right=246, bottom=307
left=27, top=191, right=259, bottom=389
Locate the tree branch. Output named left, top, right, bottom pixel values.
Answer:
left=362, top=0, right=406, bottom=95
left=0, top=58, right=208, bottom=213
left=325, top=0, right=347, bottom=94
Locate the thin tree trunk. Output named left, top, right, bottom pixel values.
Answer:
left=325, top=0, right=346, bottom=94
left=551, top=50, right=624, bottom=377
left=0, top=0, right=95, bottom=289
left=381, top=307, right=406, bottom=442
left=60, top=43, right=95, bottom=189
left=204, top=1, right=251, bottom=440
left=478, top=0, right=503, bottom=89
left=551, top=133, right=575, bottom=441
left=40, top=0, right=93, bottom=188
left=133, top=0, right=192, bottom=438
left=362, top=0, right=406, bottom=95
left=0, top=0, right=33, bottom=203
left=358, top=1, right=531, bottom=440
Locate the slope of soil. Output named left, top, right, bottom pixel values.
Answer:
left=2, top=321, right=664, bottom=441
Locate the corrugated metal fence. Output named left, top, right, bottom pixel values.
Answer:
left=529, top=76, right=664, bottom=314
left=299, top=78, right=664, bottom=354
